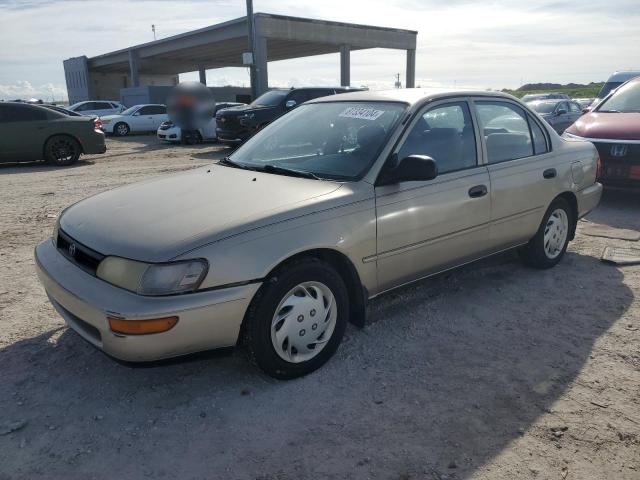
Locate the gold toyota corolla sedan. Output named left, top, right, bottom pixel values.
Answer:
left=35, top=89, right=602, bottom=379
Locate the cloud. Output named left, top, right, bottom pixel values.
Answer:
left=0, top=81, right=67, bottom=101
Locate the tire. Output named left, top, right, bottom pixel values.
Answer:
left=113, top=122, right=130, bottom=136
left=44, top=135, right=81, bottom=166
left=519, top=197, right=573, bottom=269
left=243, top=258, right=349, bottom=379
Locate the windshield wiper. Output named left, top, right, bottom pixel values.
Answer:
left=261, top=164, right=321, bottom=180
left=218, top=157, right=256, bottom=171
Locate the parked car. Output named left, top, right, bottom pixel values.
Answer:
left=40, top=104, right=84, bottom=117
left=564, top=76, right=640, bottom=188
left=0, top=102, right=106, bottom=165
left=67, top=100, right=124, bottom=117
left=101, top=104, right=168, bottom=136
left=35, top=89, right=602, bottom=378
left=521, top=93, right=570, bottom=102
left=573, top=98, right=595, bottom=109
left=216, top=86, right=363, bottom=144
left=528, top=99, right=583, bottom=134
left=157, top=102, right=244, bottom=144
left=594, top=71, right=640, bottom=105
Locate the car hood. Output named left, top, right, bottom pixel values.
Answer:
left=59, top=165, right=345, bottom=262
left=218, top=104, right=276, bottom=116
left=566, top=112, right=640, bottom=140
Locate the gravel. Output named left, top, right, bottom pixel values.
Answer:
left=0, top=135, right=639, bottom=479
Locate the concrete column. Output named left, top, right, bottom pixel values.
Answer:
left=406, top=49, right=416, bottom=88
left=340, top=45, right=350, bottom=87
left=198, top=66, right=207, bottom=85
left=128, top=50, right=140, bottom=87
left=254, top=35, right=268, bottom=96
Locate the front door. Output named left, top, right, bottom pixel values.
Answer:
left=374, top=100, right=492, bottom=292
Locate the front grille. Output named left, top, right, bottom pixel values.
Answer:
left=217, top=114, right=242, bottom=130
left=593, top=142, right=640, bottom=181
left=56, top=229, right=105, bottom=275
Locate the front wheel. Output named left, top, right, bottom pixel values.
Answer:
left=44, top=135, right=81, bottom=166
left=519, top=197, right=573, bottom=269
left=243, top=258, right=349, bottom=379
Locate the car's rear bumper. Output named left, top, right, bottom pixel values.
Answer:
left=82, top=130, right=107, bottom=154
left=35, top=239, right=260, bottom=362
left=576, top=182, right=603, bottom=218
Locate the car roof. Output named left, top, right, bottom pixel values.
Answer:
left=607, top=71, right=640, bottom=82
left=531, top=99, right=565, bottom=105
left=309, top=88, right=517, bottom=106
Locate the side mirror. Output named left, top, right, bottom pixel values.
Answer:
left=133, top=111, right=140, bottom=116
left=285, top=99, right=297, bottom=109
left=381, top=155, right=438, bottom=185
left=581, top=107, right=591, bottom=114
left=556, top=109, right=568, bottom=116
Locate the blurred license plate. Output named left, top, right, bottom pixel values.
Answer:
left=604, top=165, right=629, bottom=178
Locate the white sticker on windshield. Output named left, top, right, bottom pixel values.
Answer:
left=339, top=107, right=385, bottom=121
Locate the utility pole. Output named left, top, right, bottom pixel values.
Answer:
left=152, top=24, right=156, bottom=40
left=394, top=73, right=401, bottom=89
left=246, top=0, right=257, bottom=100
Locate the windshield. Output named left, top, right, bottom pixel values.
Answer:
left=228, top=101, right=407, bottom=180
left=597, top=81, right=623, bottom=100
left=530, top=102, right=558, bottom=114
left=120, top=106, right=138, bottom=115
left=597, top=81, right=640, bottom=113
left=250, top=90, right=289, bottom=107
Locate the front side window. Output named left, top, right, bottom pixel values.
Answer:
left=597, top=80, right=640, bottom=113
left=397, top=102, right=477, bottom=174
left=569, top=102, right=581, bottom=113
left=229, top=101, right=407, bottom=180
left=476, top=101, right=534, bottom=163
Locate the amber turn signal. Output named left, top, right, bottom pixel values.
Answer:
left=108, top=316, right=179, bottom=335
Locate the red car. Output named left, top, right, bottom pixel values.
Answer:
left=564, top=76, right=640, bottom=188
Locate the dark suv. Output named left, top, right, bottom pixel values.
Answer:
left=216, top=87, right=363, bottom=144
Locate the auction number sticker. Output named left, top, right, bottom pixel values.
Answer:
left=339, top=107, right=385, bottom=121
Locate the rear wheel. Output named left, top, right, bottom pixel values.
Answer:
left=519, top=198, right=573, bottom=269
left=243, top=258, right=349, bottom=379
left=44, top=135, right=81, bottom=166
left=114, top=122, right=130, bottom=136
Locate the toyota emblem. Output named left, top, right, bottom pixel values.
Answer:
left=610, top=144, right=628, bottom=157
left=68, top=243, right=76, bottom=257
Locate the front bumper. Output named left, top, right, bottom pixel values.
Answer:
left=215, top=127, right=248, bottom=144
left=35, top=239, right=261, bottom=362
left=576, top=182, right=603, bottom=218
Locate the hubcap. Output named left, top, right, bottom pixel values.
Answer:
left=51, top=139, right=74, bottom=162
left=270, top=281, right=337, bottom=363
left=544, top=208, right=569, bottom=259
left=117, top=124, right=128, bottom=135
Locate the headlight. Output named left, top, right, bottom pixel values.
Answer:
left=96, top=257, right=208, bottom=296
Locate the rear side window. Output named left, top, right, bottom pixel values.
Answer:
left=94, top=102, right=112, bottom=110
left=398, top=101, right=477, bottom=174
left=0, top=104, right=47, bottom=122
left=476, top=101, right=534, bottom=163
left=528, top=115, right=548, bottom=155
left=138, top=105, right=165, bottom=115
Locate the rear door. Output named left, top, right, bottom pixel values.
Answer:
left=474, top=99, right=557, bottom=249
left=0, top=104, right=50, bottom=161
left=374, top=99, right=492, bottom=291
left=145, top=105, right=168, bottom=130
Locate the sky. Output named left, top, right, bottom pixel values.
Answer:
left=1, top=0, right=639, bottom=101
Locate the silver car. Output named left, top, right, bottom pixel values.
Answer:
left=35, top=89, right=602, bottom=379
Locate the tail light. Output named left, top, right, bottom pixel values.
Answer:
left=93, top=117, right=103, bottom=130
left=595, top=152, right=602, bottom=180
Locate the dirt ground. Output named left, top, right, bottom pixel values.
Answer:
left=0, top=135, right=639, bottom=480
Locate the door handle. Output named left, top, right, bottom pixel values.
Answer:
left=468, top=185, right=488, bottom=198
left=543, top=168, right=557, bottom=179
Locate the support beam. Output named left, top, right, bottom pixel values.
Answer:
left=405, top=49, right=416, bottom=88
left=128, top=50, right=140, bottom=87
left=198, top=66, right=207, bottom=85
left=254, top=35, right=268, bottom=97
left=339, top=44, right=350, bottom=87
